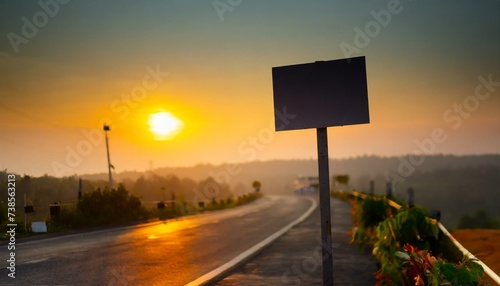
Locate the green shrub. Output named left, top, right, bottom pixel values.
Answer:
left=394, top=244, right=486, bottom=286
left=361, top=197, right=391, bottom=229
left=373, top=206, right=435, bottom=284
left=50, top=184, right=148, bottom=229
left=351, top=196, right=391, bottom=249
left=346, top=191, right=489, bottom=285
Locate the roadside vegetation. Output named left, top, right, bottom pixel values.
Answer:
left=46, top=184, right=262, bottom=232
left=48, top=184, right=149, bottom=231
left=0, top=170, right=264, bottom=239
left=203, top=192, right=263, bottom=212
left=333, top=191, right=490, bottom=286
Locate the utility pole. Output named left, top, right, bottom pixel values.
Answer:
left=103, top=124, right=113, bottom=189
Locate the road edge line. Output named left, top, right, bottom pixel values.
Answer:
left=185, top=196, right=318, bottom=286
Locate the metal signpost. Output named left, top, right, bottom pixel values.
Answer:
left=272, top=56, right=370, bottom=285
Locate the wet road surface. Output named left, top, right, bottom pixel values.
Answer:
left=0, top=195, right=312, bottom=285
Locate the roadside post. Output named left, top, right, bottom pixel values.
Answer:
left=386, top=181, right=393, bottom=198
left=272, top=56, right=370, bottom=285
left=78, top=177, right=82, bottom=200
left=407, top=187, right=415, bottom=208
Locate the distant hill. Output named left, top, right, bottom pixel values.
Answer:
left=81, top=154, right=500, bottom=228
left=4, top=154, right=498, bottom=227
left=82, top=154, right=500, bottom=192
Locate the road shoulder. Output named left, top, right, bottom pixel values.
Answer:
left=212, top=196, right=377, bottom=285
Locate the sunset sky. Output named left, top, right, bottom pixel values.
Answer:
left=1, top=1, right=499, bottom=177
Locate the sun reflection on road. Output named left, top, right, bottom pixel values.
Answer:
left=130, top=219, right=199, bottom=240
left=117, top=219, right=202, bottom=285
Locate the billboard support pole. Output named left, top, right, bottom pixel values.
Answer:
left=317, top=127, right=333, bottom=285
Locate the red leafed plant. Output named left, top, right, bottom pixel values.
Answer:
left=399, top=244, right=438, bottom=285
left=394, top=243, right=488, bottom=286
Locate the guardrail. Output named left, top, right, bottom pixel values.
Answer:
left=437, top=222, right=500, bottom=285
left=345, top=190, right=500, bottom=285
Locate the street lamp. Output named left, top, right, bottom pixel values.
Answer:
left=103, top=124, right=113, bottom=189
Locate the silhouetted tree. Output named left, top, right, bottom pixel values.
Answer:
left=252, top=181, right=261, bottom=192
left=458, top=210, right=500, bottom=229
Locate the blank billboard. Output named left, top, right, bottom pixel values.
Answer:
left=272, top=56, right=369, bottom=131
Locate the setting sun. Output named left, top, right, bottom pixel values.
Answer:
left=148, top=111, right=183, bottom=140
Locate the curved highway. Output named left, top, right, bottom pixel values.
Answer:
left=0, top=195, right=315, bottom=285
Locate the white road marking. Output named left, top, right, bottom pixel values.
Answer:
left=24, top=258, right=50, bottom=264
left=185, top=196, right=318, bottom=286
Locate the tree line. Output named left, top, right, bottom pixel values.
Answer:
left=0, top=170, right=261, bottom=234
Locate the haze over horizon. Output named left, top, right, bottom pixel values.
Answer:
left=1, top=1, right=499, bottom=177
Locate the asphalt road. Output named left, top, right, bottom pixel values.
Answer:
left=213, top=197, right=377, bottom=285
left=0, top=195, right=313, bottom=286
